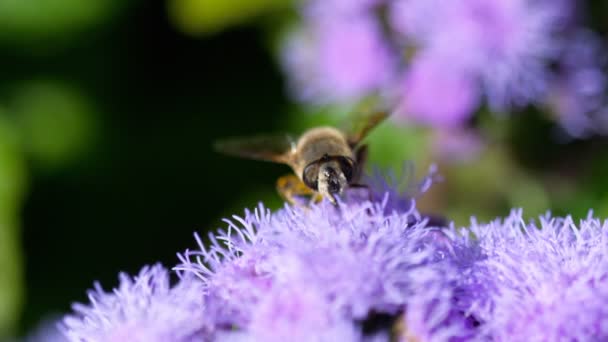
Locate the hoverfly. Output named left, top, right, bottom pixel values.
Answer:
left=214, top=109, right=388, bottom=205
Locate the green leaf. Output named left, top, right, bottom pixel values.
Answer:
left=10, top=80, right=98, bottom=170
left=0, top=114, right=27, bottom=338
left=168, top=0, right=291, bottom=35
left=0, top=0, right=121, bottom=45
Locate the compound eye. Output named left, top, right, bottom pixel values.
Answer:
left=302, top=162, right=319, bottom=190
left=337, top=157, right=355, bottom=183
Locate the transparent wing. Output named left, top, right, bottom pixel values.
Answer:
left=342, top=104, right=390, bottom=147
left=213, top=133, right=296, bottom=164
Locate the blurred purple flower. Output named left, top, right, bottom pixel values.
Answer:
left=396, top=52, right=479, bottom=127
left=304, top=0, right=381, bottom=17
left=448, top=209, right=608, bottom=341
left=391, top=0, right=565, bottom=110
left=281, top=0, right=607, bottom=135
left=60, top=264, right=208, bottom=342
left=281, top=2, right=396, bottom=104
left=431, top=129, right=484, bottom=163
left=546, top=29, right=608, bottom=138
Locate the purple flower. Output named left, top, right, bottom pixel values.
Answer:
left=280, top=0, right=607, bottom=135
left=174, top=172, right=471, bottom=340
left=54, top=164, right=608, bottom=342
left=546, top=29, right=608, bottom=138
left=395, top=52, right=479, bottom=128
left=224, top=282, right=361, bottom=342
left=56, top=167, right=473, bottom=341
left=281, top=1, right=396, bottom=104
left=448, top=209, right=608, bottom=341
left=55, top=163, right=608, bottom=341
left=391, top=0, right=566, bottom=110
left=60, top=264, right=208, bottom=342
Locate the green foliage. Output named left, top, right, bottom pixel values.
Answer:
left=9, top=80, right=97, bottom=170
left=0, top=114, right=27, bottom=338
left=168, top=0, right=290, bottom=35
left=0, top=0, right=121, bottom=46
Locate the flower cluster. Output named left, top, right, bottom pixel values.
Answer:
left=60, top=265, right=208, bottom=342
left=59, top=169, right=473, bottom=341
left=280, top=0, right=607, bottom=135
left=448, top=209, right=608, bottom=341
left=58, top=172, right=608, bottom=341
left=177, top=199, right=472, bottom=341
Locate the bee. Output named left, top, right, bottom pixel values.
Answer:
left=214, top=110, right=388, bottom=205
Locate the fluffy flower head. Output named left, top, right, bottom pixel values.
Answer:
left=281, top=0, right=396, bottom=104
left=174, top=169, right=471, bottom=341
left=449, top=209, right=608, bottom=341
left=60, top=264, right=207, bottom=342
left=391, top=0, right=565, bottom=110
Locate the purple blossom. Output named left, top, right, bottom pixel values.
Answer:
left=448, top=209, right=608, bottom=341
left=175, top=198, right=469, bottom=341
left=390, top=0, right=565, bottom=110
left=172, top=168, right=471, bottom=341
left=280, top=0, right=607, bottom=135
left=395, top=52, right=479, bottom=127
left=281, top=1, right=396, bottom=104
left=60, top=264, right=208, bottom=342
left=546, top=29, right=608, bottom=138
left=225, top=282, right=361, bottom=342
left=56, top=166, right=608, bottom=341
left=57, top=167, right=472, bottom=342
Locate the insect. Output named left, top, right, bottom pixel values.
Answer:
left=214, top=109, right=388, bottom=205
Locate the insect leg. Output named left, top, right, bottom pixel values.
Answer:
left=276, top=174, right=317, bottom=207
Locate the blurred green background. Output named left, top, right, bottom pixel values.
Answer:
left=0, top=0, right=606, bottom=339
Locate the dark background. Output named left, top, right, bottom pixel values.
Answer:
left=3, top=0, right=288, bottom=333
